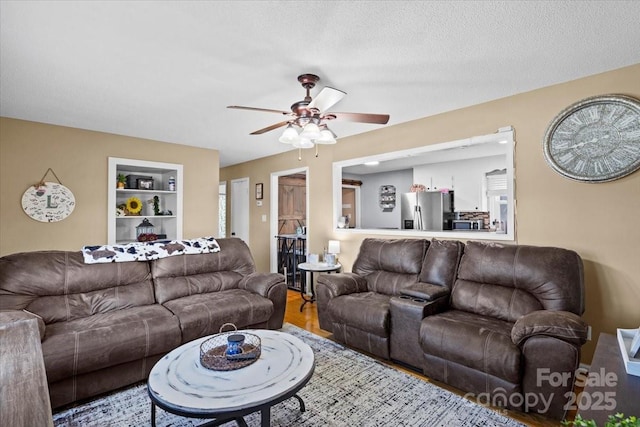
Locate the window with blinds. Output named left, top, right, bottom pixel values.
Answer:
left=486, top=169, right=507, bottom=195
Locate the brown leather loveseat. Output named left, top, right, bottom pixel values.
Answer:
left=316, top=238, right=588, bottom=420
left=0, top=238, right=286, bottom=409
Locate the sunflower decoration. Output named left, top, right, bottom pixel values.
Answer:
left=125, top=197, right=143, bottom=215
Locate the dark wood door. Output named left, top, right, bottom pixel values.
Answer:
left=278, top=174, right=306, bottom=235
left=342, top=187, right=356, bottom=228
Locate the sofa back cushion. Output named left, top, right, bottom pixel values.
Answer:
left=352, top=238, right=427, bottom=295
left=451, top=241, right=584, bottom=322
left=152, top=237, right=256, bottom=304
left=0, top=251, right=154, bottom=324
left=418, top=239, right=464, bottom=288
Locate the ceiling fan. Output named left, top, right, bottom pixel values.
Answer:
left=227, top=74, right=390, bottom=150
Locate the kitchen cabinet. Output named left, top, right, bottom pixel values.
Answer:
left=107, top=158, right=183, bottom=244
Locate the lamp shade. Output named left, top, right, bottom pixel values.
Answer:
left=315, top=128, right=337, bottom=144
left=328, top=240, right=341, bottom=254
left=293, top=137, right=314, bottom=149
left=279, top=124, right=299, bottom=144
left=299, top=122, right=320, bottom=140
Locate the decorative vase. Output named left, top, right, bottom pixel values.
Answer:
left=225, top=334, right=245, bottom=356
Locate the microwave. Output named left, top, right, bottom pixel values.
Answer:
left=453, top=220, right=483, bottom=230
left=452, top=220, right=473, bottom=230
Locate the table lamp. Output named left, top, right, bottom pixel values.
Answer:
left=327, top=240, right=341, bottom=266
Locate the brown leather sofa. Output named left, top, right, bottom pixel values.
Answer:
left=0, top=238, right=286, bottom=409
left=316, top=238, right=588, bottom=420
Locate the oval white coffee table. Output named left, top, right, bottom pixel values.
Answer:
left=147, top=329, right=315, bottom=427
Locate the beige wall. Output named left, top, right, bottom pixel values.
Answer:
left=0, top=118, right=219, bottom=255
left=221, top=63, right=640, bottom=363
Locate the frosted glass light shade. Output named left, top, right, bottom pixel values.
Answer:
left=328, top=240, right=341, bottom=254
left=299, top=122, right=320, bottom=140
left=279, top=124, right=299, bottom=144
left=315, top=129, right=337, bottom=144
left=293, top=137, right=314, bottom=149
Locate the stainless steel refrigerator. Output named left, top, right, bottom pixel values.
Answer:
left=401, top=191, right=455, bottom=231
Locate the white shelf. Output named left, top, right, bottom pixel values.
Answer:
left=116, top=215, right=177, bottom=219
left=116, top=189, right=177, bottom=194
left=108, top=158, right=183, bottom=245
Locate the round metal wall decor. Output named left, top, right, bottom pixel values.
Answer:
left=543, top=94, right=640, bottom=182
left=22, top=182, right=76, bottom=222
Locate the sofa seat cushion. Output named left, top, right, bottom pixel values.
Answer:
left=42, top=305, right=181, bottom=383
left=327, top=292, right=391, bottom=338
left=420, top=310, right=521, bottom=384
left=163, top=288, right=274, bottom=343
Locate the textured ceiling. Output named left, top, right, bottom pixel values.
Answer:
left=2, top=1, right=640, bottom=167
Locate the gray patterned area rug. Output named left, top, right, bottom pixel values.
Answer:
left=53, top=323, right=525, bottom=427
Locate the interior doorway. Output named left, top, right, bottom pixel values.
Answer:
left=230, top=177, right=249, bottom=244
left=270, top=167, right=309, bottom=277
left=340, top=178, right=361, bottom=228
left=341, top=185, right=360, bottom=228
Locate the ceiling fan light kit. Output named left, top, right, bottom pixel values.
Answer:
left=228, top=73, right=389, bottom=159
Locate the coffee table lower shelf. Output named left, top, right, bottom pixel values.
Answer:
left=150, top=393, right=306, bottom=427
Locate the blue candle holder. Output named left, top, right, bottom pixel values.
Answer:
left=225, top=334, right=245, bottom=356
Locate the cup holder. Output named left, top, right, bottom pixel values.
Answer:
left=398, top=295, right=427, bottom=303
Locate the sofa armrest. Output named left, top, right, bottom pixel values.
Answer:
left=515, top=311, right=588, bottom=419
left=238, top=272, right=285, bottom=298
left=316, top=273, right=367, bottom=299
left=511, top=310, right=588, bottom=347
left=400, top=282, right=450, bottom=301
left=238, top=272, right=287, bottom=330
left=0, top=309, right=46, bottom=340
left=315, top=273, right=368, bottom=332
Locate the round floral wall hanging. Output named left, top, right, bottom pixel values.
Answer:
left=22, top=182, right=76, bottom=222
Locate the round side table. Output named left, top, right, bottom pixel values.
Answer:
left=297, top=262, right=341, bottom=311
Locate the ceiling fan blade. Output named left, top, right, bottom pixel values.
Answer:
left=328, top=112, right=390, bottom=124
left=227, top=105, right=292, bottom=115
left=308, top=87, right=346, bottom=112
left=250, top=120, right=291, bottom=135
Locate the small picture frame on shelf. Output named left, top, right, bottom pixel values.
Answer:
left=255, top=183, right=263, bottom=200
left=137, top=178, right=154, bottom=190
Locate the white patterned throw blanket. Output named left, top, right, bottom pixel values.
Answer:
left=82, top=236, right=220, bottom=263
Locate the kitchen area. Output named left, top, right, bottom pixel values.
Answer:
left=400, top=190, right=506, bottom=233
left=339, top=137, right=511, bottom=236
